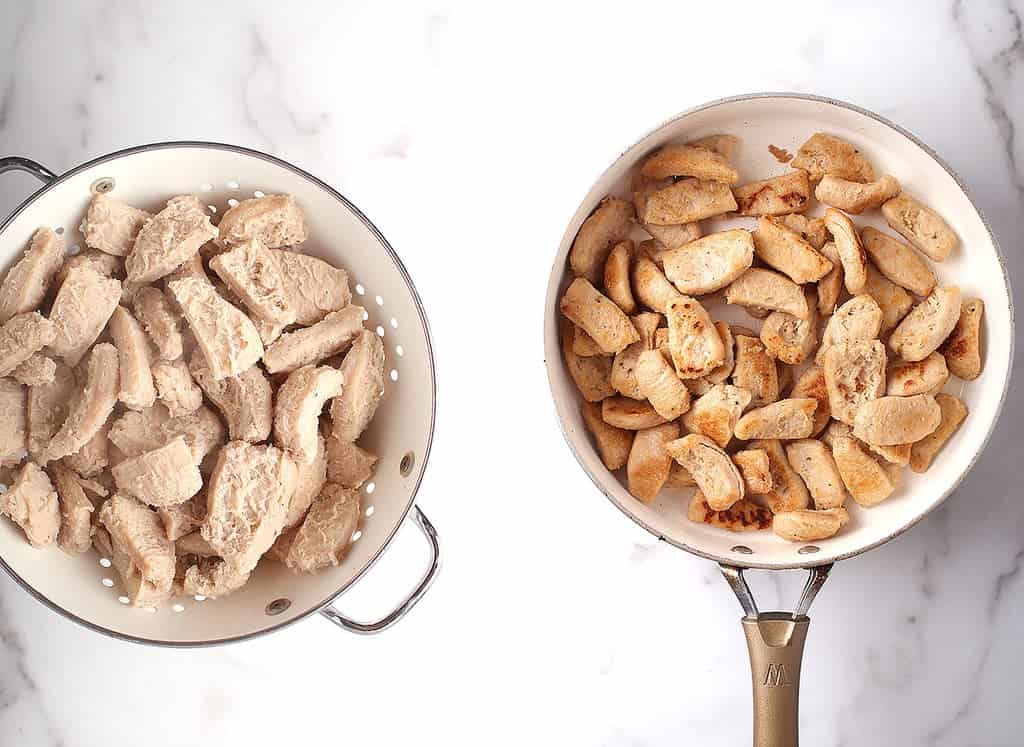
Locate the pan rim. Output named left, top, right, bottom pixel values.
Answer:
left=0, top=140, right=438, bottom=646
left=544, top=91, right=1015, bottom=570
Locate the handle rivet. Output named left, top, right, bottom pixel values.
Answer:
left=400, top=452, right=415, bottom=477
left=91, top=177, right=115, bottom=194
left=797, top=545, right=820, bottom=555
left=266, top=598, right=291, bottom=616
left=731, top=544, right=753, bottom=554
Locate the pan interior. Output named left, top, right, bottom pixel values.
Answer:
left=545, top=95, right=1013, bottom=570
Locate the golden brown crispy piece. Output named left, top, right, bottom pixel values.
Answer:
left=572, top=326, right=607, bottom=357
left=815, top=174, right=900, bottom=214
left=636, top=349, right=691, bottom=420
left=0, top=378, right=26, bottom=466
left=830, top=432, right=896, bottom=506
left=0, top=312, right=56, bottom=377
left=560, top=278, right=640, bottom=354
left=852, top=394, right=941, bottom=446
left=641, top=178, right=738, bottom=225
left=601, top=396, right=667, bottom=430
left=732, top=449, right=773, bottom=494
left=0, top=228, right=64, bottom=324
left=2, top=461, right=60, bottom=547
left=662, top=229, right=754, bottom=295
left=889, top=286, right=961, bottom=363
left=773, top=508, right=849, bottom=542
left=817, top=294, right=883, bottom=364
left=79, top=194, right=151, bottom=257
left=665, top=434, right=744, bottom=510
left=274, top=365, right=344, bottom=464
left=48, top=266, right=121, bottom=366
left=940, top=299, right=984, bottom=380
left=863, top=264, right=914, bottom=334
left=749, top=439, right=810, bottom=513
left=263, top=305, right=365, bottom=374
left=610, top=313, right=661, bottom=399
left=44, top=343, right=119, bottom=464
left=580, top=400, right=633, bottom=471
left=752, top=217, right=832, bottom=283
left=568, top=197, right=635, bottom=284
left=112, top=436, right=203, bottom=507
left=688, top=492, right=773, bottom=532
left=732, top=171, right=810, bottom=216
left=626, top=422, right=679, bottom=503
left=681, top=384, right=751, bottom=448
left=276, top=483, right=360, bottom=574
left=561, top=319, right=614, bottom=402
left=910, top=393, right=967, bottom=473
left=815, top=242, right=844, bottom=317
left=886, top=353, right=949, bottom=396
left=632, top=251, right=683, bottom=313
left=216, top=194, right=308, bottom=249
left=780, top=214, right=828, bottom=249
left=881, top=193, right=957, bottom=261
left=785, top=439, right=846, bottom=509
left=603, top=239, right=636, bottom=314
left=724, top=268, right=809, bottom=319
left=790, top=366, right=830, bottom=437
left=823, top=208, right=867, bottom=294
left=706, top=322, right=736, bottom=384
left=209, top=238, right=296, bottom=325
left=639, top=144, right=739, bottom=184
left=732, top=335, right=779, bottom=407
left=331, top=329, right=385, bottom=443
left=734, top=398, right=817, bottom=441
left=665, top=296, right=724, bottom=379
left=126, top=195, right=217, bottom=284
left=792, top=132, right=875, bottom=182
left=823, top=339, right=886, bottom=425
left=861, top=226, right=936, bottom=297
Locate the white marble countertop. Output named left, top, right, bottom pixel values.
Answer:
left=1, top=1, right=1022, bottom=745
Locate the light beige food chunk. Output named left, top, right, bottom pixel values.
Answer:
left=760, top=300, right=817, bottom=366
left=561, top=320, right=614, bottom=402
left=687, top=133, right=740, bottom=160
left=706, top=322, right=736, bottom=384
left=881, top=193, right=957, bottom=261
left=823, top=339, right=886, bottom=425
left=940, top=299, right=984, bottom=380
left=681, top=384, right=751, bottom=448
left=687, top=492, right=773, bottom=532
left=168, top=277, right=263, bottom=380
left=601, top=396, right=667, bottom=430
left=823, top=208, right=867, bottom=294
left=734, top=398, right=817, bottom=441
left=100, top=493, right=175, bottom=605
left=817, top=294, right=883, bottom=363
left=182, top=558, right=250, bottom=598
left=189, top=353, right=272, bottom=443
left=164, top=252, right=209, bottom=287
left=209, top=238, right=296, bottom=325
left=44, top=343, right=119, bottom=463
left=642, top=222, right=703, bottom=251
left=602, top=239, right=636, bottom=314
left=63, top=421, right=111, bottom=478
left=816, top=242, right=844, bottom=316
left=109, top=404, right=224, bottom=465
left=55, top=249, right=123, bottom=286
left=79, top=194, right=151, bottom=257
left=272, top=432, right=326, bottom=530
left=202, top=441, right=298, bottom=572
left=158, top=496, right=204, bottom=541
left=860, top=226, right=936, bottom=297
left=886, top=353, right=949, bottom=396
left=151, top=359, right=203, bottom=417
left=780, top=214, right=828, bottom=249
left=0, top=228, right=64, bottom=324
left=572, top=326, right=607, bottom=357
left=665, top=434, right=744, bottom=510
left=0, top=378, right=26, bottom=466
left=749, top=439, right=811, bottom=513
left=773, top=508, right=849, bottom=542
left=126, top=195, right=218, bottom=284
left=568, top=197, right=636, bottom=284
left=724, top=268, right=809, bottom=319
left=0, top=312, right=56, bottom=377
left=273, top=365, right=344, bottom=464
left=1, top=461, right=60, bottom=547
left=789, top=365, right=830, bottom=437
left=560, top=278, right=639, bottom=355
left=732, top=448, right=773, bottom=494
left=641, top=178, right=738, bottom=225
left=274, top=251, right=352, bottom=326
left=263, top=305, right=365, bottom=374
left=867, top=441, right=912, bottom=466
left=863, top=264, right=914, bottom=333
left=752, top=217, right=832, bottom=283
left=636, top=349, right=691, bottom=420
left=276, top=483, right=360, bottom=573
left=48, top=266, right=121, bottom=365
left=131, top=287, right=184, bottom=361
left=51, top=463, right=96, bottom=553
left=12, top=353, right=55, bottom=386
left=852, top=394, right=941, bottom=446
left=792, top=133, right=875, bottom=182
left=732, top=171, right=810, bottom=216
left=665, top=296, right=723, bottom=379
left=26, top=361, right=74, bottom=462
left=889, top=286, right=962, bottom=363
left=580, top=400, right=633, bottom=471
left=330, top=329, right=385, bottom=443
left=624, top=421, right=681, bottom=504
left=112, top=436, right=203, bottom=507
left=610, top=313, right=661, bottom=399
left=815, top=174, right=900, bottom=213
left=662, top=229, right=754, bottom=295
left=640, top=144, right=739, bottom=184
left=732, top=335, right=779, bottom=407
left=830, top=434, right=896, bottom=506
left=216, top=194, right=308, bottom=249
left=632, top=252, right=683, bottom=313
left=666, top=462, right=697, bottom=488
left=108, top=306, right=157, bottom=411
left=175, top=530, right=216, bottom=556
left=910, top=394, right=968, bottom=473
left=784, top=439, right=846, bottom=509
left=324, top=435, right=375, bottom=488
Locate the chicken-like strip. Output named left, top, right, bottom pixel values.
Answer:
left=112, top=436, right=203, bottom=507
left=109, top=306, right=157, bottom=411
left=52, top=463, right=95, bottom=553
left=275, top=251, right=352, bottom=325
left=158, top=496, right=204, bottom=541
left=881, top=193, right=957, bottom=262
left=276, top=483, right=360, bottom=574
left=852, top=394, right=942, bottom=446
left=209, top=238, right=296, bottom=325
left=560, top=278, right=639, bottom=355
left=626, top=422, right=679, bottom=503
left=817, top=295, right=883, bottom=364
left=274, top=365, right=345, bottom=464
left=0, top=312, right=56, bottom=377
left=752, top=216, right=832, bottom=283
left=189, top=353, right=273, bottom=442
left=26, top=361, right=75, bottom=462
left=749, top=439, right=811, bottom=513
left=12, top=353, right=55, bottom=386
left=823, top=340, right=886, bottom=425
left=132, top=287, right=183, bottom=361
left=734, top=398, right=817, bottom=441
left=0, top=227, right=64, bottom=324
left=79, top=194, right=151, bottom=257
left=48, top=266, right=121, bottom=366
left=642, top=178, right=738, bottom=225
left=55, top=249, right=123, bottom=286
left=324, top=436, right=378, bottom=491
left=639, top=144, right=739, bottom=183
left=824, top=208, right=867, bottom=294
left=44, top=343, right=119, bottom=463
left=2, top=461, right=60, bottom=547
left=561, top=318, right=614, bottom=402
left=941, top=299, right=984, bottom=380
left=815, top=174, right=900, bottom=214
left=732, top=171, right=810, bottom=216
left=99, top=493, right=175, bottom=606
left=889, top=286, right=962, bottom=363
left=283, top=435, right=328, bottom=529
left=636, top=349, right=691, bottom=420
left=791, top=132, right=875, bottom=182
left=182, top=558, right=251, bottom=598
left=665, top=296, right=724, bottom=379
left=215, top=194, right=308, bottom=248
left=126, top=195, right=218, bottom=284
left=860, top=226, right=936, bottom=297
left=863, top=264, right=914, bottom=334
left=724, top=268, right=809, bottom=319
left=168, top=277, right=263, bottom=379
left=263, top=305, right=365, bottom=374
left=569, top=197, right=635, bottom=284
left=662, top=229, right=754, bottom=295
left=109, top=404, right=224, bottom=465
left=665, top=434, right=744, bottom=511
left=62, top=422, right=112, bottom=479
left=151, top=359, right=203, bottom=417
left=0, top=378, right=26, bottom=466
left=681, top=384, right=751, bottom=448
left=732, top=335, right=779, bottom=407
left=330, top=329, right=385, bottom=442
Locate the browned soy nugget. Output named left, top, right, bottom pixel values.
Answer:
left=0, top=227, right=64, bottom=324
left=639, top=144, right=739, bottom=184
left=626, top=422, right=679, bottom=503
left=881, top=193, right=958, bottom=261
left=611, top=313, right=662, bottom=399
left=632, top=252, right=683, bottom=313
left=561, top=320, right=614, bottom=402
left=126, top=195, right=218, bottom=284
left=761, top=299, right=817, bottom=366
left=733, top=449, right=772, bottom=494
left=781, top=214, right=828, bottom=249
left=886, top=353, right=949, bottom=396
left=750, top=439, right=810, bottom=513
left=863, top=265, right=914, bottom=334
left=792, top=132, right=876, bottom=182
left=682, top=384, right=751, bottom=447
left=601, top=396, right=667, bottom=430
left=829, top=431, right=896, bottom=507
left=816, top=242, right=844, bottom=316
left=817, top=294, right=883, bottom=363
left=568, top=197, right=635, bottom=284
left=910, top=394, right=968, bottom=473
left=940, top=299, right=985, bottom=380
left=752, top=216, right=832, bottom=284
left=790, top=365, right=830, bottom=436
left=732, top=335, right=779, bottom=407
left=732, top=171, right=810, bottom=216
left=665, top=296, right=724, bottom=379
left=559, top=277, right=639, bottom=354
left=733, top=398, right=817, bottom=441
left=662, top=229, right=754, bottom=295
left=823, top=208, right=867, bottom=294
left=47, top=266, right=121, bottom=366
left=852, top=394, right=941, bottom=446
left=603, top=239, right=636, bottom=314
left=0, top=312, right=56, bottom=377
left=330, top=329, right=385, bottom=443
left=636, top=349, right=691, bottom=420
left=785, top=439, right=846, bottom=509
left=773, top=508, right=849, bottom=542
left=724, top=268, right=809, bottom=319
left=273, top=365, right=345, bottom=465
left=263, top=305, right=365, bottom=374
left=216, top=194, right=309, bottom=249
left=641, top=178, right=738, bottom=225
left=815, top=174, right=900, bottom=214
left=79, top=193, right=151, bottom=257
left=860, top=226, right=936, bottom=297
left=888, top=286, right=961, bottom=363
left=823, top=339, right=886, bottom=425
left=209, top=238, right=296, bottom=325
left=581, top=400, right=633, bottom=471
left=665, top=434, right=744, bottom=510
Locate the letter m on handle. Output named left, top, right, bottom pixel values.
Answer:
left=763, top=663, right=789, bottom=687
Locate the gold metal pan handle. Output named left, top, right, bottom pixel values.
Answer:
left=721, top=564, right=832, bottom=747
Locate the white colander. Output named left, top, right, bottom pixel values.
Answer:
left=0, top=142, right=439, bottom=646
left=545, top=94, right=1014, bottom=746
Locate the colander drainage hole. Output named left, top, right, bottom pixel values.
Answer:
left=193, top=594, right=207, bottom=602
left=365, top=482, right=375, bottom=495
left=118, top=596, right=130, bottom=605
left=395, top=345, right=404, bottom=357
left=389, top=369, right=399, bottom=382
left=266, top=598, right=291, bottom=616
left=365, top=505, right=375, bottom=517
left=375, top=295, right=384, bottom=306
left=253, top=190, right=265, bottom=198
left=389, top=317, right=398, bottom=329
left=99, top=557, right=111, bottom=568
left=400, top=452, right=415, bottom=477
left=172, top=604, right=185, bottom=613
left=101, top=577, right=114, bottom=587
left=227, top=198, right=239, bottom=208
left=798, top=545, right=820, bottom=555
left=351, top=530, right=362, bottom=542
left=731, top=545, right=753, bottom=555
left=376, top=325, right=385, bottom=338
left=355, top=284, right=365, bottom=296
left=226, top=180, right=239, bottom=189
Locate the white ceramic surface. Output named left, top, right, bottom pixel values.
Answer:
left=546, top=94, right=1013, bottom=569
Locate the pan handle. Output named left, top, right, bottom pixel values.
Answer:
left=0, top=156, right=57, bottom=184
left=319, top=505, right=440, bottom=634
left=720, top=564, right=832, bottom=747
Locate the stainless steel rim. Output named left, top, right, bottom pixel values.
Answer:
left=0, top=141, right=439, bottom=646
left=546, top=91, right=1015, bottom=570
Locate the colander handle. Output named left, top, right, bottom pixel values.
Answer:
left=319, top=505, right=440, bottom=634
left=0, top=156, right=58, bottom=184
left=720, top=564, right=832, bottom=747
